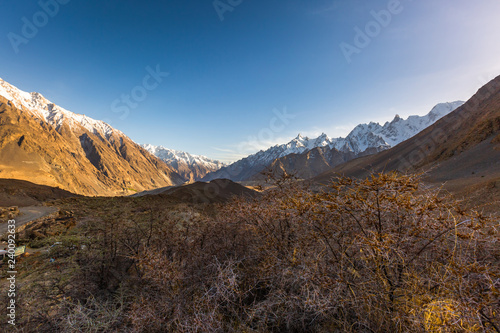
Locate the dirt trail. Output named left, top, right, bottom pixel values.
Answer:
left=0, top=206, right=57, bottom=234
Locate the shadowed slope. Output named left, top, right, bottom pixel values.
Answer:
left=0, top=178, right=77, bottom=207
left=138, top=179, right=261, bottom=204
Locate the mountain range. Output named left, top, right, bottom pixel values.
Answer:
left=0, top=76, right=473, bottom=196
left=141, top=144, right=226, bottom=181
left=202, top=101, right=464, bottom=182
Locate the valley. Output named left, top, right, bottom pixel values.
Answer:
left=2, top=0, right=500, bottom=330
left=0, top=74, right=499, bottom=333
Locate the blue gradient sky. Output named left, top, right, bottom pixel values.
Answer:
left=1, top=0, right=500, bottom=162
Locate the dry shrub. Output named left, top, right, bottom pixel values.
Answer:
left=125, top=173, right=499, bottom=332
left=18, top=174, right=495, bottom=332
left=58, top=294, right=124, bottom=332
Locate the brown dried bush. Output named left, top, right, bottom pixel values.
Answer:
left=9, top=174, right=497, bottom=332
left=127, top=173, right=499, bottom=332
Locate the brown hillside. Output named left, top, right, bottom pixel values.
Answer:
left=155, top=179, right=261, bottom=204
left=0, top=178, right=77, bottom=207
left=0, top=96, right=184, bottom=196
left=313, top=75, right=500, bottom=206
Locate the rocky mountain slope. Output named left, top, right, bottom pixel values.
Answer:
left=312, top=75, right=500, bottom=210
left=203, top=102, right=463, bottom=182
left=0, top=78, right=184, bottom=196
left=141, top=144, right=225, bottom=181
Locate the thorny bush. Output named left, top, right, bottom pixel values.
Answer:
left=5, top=173, right=499, bottom=332
left=130, top=173, right=499, bottom=332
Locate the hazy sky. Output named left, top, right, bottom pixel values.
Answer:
left=1, top=0, right=500, bottom=162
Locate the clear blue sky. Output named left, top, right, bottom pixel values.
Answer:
left=1, top=0, right=499, bottom=162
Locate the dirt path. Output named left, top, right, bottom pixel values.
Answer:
left=0, top=206, right=58, bottom=234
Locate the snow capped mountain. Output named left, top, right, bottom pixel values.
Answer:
left=283, top=133, right=332, bottom=152
left=244, top=101, right=464, bottom=165
left=0, top=76, right=465, bottom=186
left=274, top=101, right=465, bottom=156
left=344, top=101, right=465, bottom=151
left=0, top=77, right=184, bottom=195
left=0, top=78, right=119, bottom=140
left=231, top=133, right=336, bottom=171
left=315, top=101, right=466, bottom=154
left=142, top=144, right=226, bottom=181
left=202, top=101, right=464, bottom=182
left=142, top=144, right=225, bottom=170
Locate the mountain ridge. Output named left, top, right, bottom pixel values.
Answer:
left=0, top=78, right=119, bottom=140
left=0, top=78, right=184, bottom=196
left=202, top=101, right=464, bottom=182
left=141, top=144, right=226, bottom=182
left=311, top=74, right=500, bottom=211
left=0, top=76, right=468, bottom=192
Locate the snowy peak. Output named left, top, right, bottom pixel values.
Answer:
left=313, top=133, right=331, bottom=147
left=375, top=101, right=465, bottom=147
left=0, top=77, right=120, bottom=139
left=428, top=101, right=464, bottom=121
left=339, top=101, right=465, bottom=151
left=280, top=132, right=332, bottom=156
left=142, top=144, right=225, bottom=170
left=142, top=144, right=226, bottom=181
